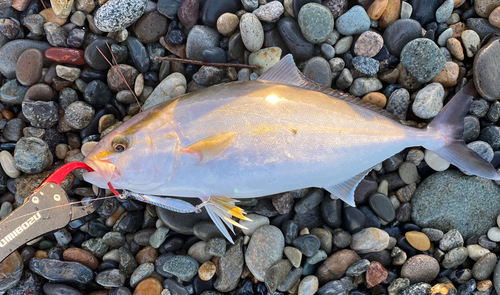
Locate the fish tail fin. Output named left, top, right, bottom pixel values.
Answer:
left=201, top=196, right=252, bottom=243
left=425, top=82, right=500, bottom=180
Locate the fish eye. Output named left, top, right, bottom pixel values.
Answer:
left=112, top=136, right=129, bottom=153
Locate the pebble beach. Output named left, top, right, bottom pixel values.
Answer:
left=1, top=0, right=500, bottom=295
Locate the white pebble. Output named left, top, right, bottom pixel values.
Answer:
left=424, top=150, right=450, bottom=172
left=400, top=2, right=412, bottom=19
left=467, top=244, right=490, bottom=261
left=81, top=141, right=98, bottom=157
left=0, top=150, right=21, bottom=178
left=487, top=227, right=500, bottom=242
left=188, top=241, right=213, bottom=263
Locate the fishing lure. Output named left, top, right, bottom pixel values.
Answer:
left=82, top=54, right=499, bottom=242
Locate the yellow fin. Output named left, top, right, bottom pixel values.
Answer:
left=182, top=132, right=237, bottom=163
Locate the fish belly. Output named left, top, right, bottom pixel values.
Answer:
left=153, top=82, right=429, bottom=198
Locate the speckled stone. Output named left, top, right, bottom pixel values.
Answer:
left=412, top=170, right=500, bottom=239
left=335, top=5, right=371, bottom=35
left=94, top=0, right=148, bottom=32
left=245, top=225, right=284, bottom=281
left=400, top=38, right=446, bottom=83
left=400, top=255, right=439, bottom=283
left=354, top=31, right=384, bottom=57
left=316, top=249, right=360, bottom=283
left=298, top=3, right=334, bottom=44
left=240, top=13, right=264, bottom=52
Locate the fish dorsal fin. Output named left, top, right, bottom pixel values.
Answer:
left=182, top=132, right=237, bottom=163
left=258, top=54, right=399, bottom=121
left=323, top=168, right=372, bottom=207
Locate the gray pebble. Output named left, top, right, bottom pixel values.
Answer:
left=298, top=3, right=334, bottom=44
left=437, top=28, right=453, bottom=47
left=102, top=232, right=125, bottom=248
left=0, top=40, right=51, bottom=79
left=303, top=57, right=332, bottom=87
left=245, top=225, right=284, bottom=281
left=163, top=255, right=199, bottom=281
left=321, top=44, right=335, bottom=60
left=435, top=0, right=454, bottom=23
left=54, top=228, right=72, bottom=246
left=149, top=226, right=169, bottom=249
left=335, top=68, right=352, bottom=89
left=479, top=126, right=500, bottom=150
left=334, top=36, right=353, bottom=55
left=352, top=56, right=379, bottom=76
left=130, top=263, right=154, bottom=288
left=463, top=115, right=480, bottom=143
left=401, top=38, right=446, bottom=83
left=411, top=82, right=444, bottom=119
left=43, top=23, right=67, bottom=47
left=22, top=101, right=59, bottom=129
left=472, top=252, right=496, bottom=280
left=345, top=259, right=370, bottom=276
left=439, top=229, right=464, bottom=251
left=240, top=13, right=264, bottom=52
left=0, top=201, right=12, bottom=219
left=205, top=238, right=226, bottom=257
left=441, top=247, right=468, bottom=269
left=335, top=5, right=370, bottom=36
left=400, top=282, right=431, bottom=295
left=349, top=77, right=382, bottom=97
left=14, top=137, right=51, bottom=174
left=467, top=141, right=494, bottom=163
left=24, top=14, right=45, bottom=35
left=186, top=26, right=220, bottom=61
left=333, top=229, right=352, bottom=248
left=487, top=101, right=500, bottom=122
left=64, top=101, right=95, bottom=129
left=214, top=239, right=243, bottom=292
left=421, top=228, right=443, bottom=242
left=386, top=88, right=410, bottom=120
left=96, top=269, right=126, bottom=288
left=400, top=2, right=412, bottom=19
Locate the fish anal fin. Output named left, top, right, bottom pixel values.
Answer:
left=258, top=54, right=399, bottom=120
left=182, top=132, right=237, bottom=163
left=323, top=169, right=372, bottom=207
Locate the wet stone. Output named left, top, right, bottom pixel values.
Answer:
left=157, top=0, right=182, bottom=19
left=205, top=238, right=226, bottom=257
left=29, top=257, right=93, bottom=285
left=405, top=231, right=431, bottom=251
left=253, top=1, right=284, bottom=22
left=82, top=238, right=109, bottom=258
left=84, top=38, right=117, bottom=71
left=343, top=207, right=365, bottom=233
left=96, top=269, right=127, bottom=288
left=366, top=261, right=388, bottom=288
left=292, top=234, right=321, bottom=257
left=351, top=228, right=390, bottom=254
left=316, top=249, right=360, bottom=283
left=472, top=252, right=496, bottom=280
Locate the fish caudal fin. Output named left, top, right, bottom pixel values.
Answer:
left=200, top=196, right=252, bottom=243
left=425, top=82, right=500, bottom=180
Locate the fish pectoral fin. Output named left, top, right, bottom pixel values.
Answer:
left=201, top=196, right=251, bottom=244
left=323, top=168, right=372, bottom=207
left=181, top=132, right=238, bottom=163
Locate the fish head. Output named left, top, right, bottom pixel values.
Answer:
left=83, top=105, right=180, bottom=190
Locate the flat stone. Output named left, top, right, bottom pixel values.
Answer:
left=412, top=82, right=444, bottom=119
left=214, top=239, right=243, bottom=292
left=472, top=252, right=497, bottom=280
left=29, top=258, right=93, bottom=285
left=365, top=261, right=388, bottom=288
left=0, top=251, right=23, bottom=294
left=350, top=228, right=390, bottom=254
left=441, top=247, right=468, bottom=268
left=405, top=231, right=431, bottom=251
left=474, top=38, right=500, bottom=101
left=368, top=192, right=395, bottom=222
left=16, top=48, right=43, bottom=87
left=0, top=40, right=51, bottom=79
left=278, top=17, right=314, bottom=60
left=186, top=25, right=220, bottom=61
left=303, top=56, right=332, bottom=87
left=401, top=38, right=446, bottom=83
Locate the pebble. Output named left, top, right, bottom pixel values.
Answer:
left=253, top=1, right=284, bottom=22
left=335, top=5, right=370, bottom=35
left=15, top=48, right=43, bottom=87
left=400, top=255, right=440, bottom=283
left=95, top=269, right=126, bottom=288
left=441, top=246, right=468, bottom=268
left=45, top=48, right=86, bottom=66
left=401, top=38, right=446, bottom=83
left=386, top=88, right=410, bottom=120
left=177, top=0, right=199, bottom=29
left=63, top=248, right=99, bottom=271
left=436, top=0, right=454, bottom=23
left=345, top=259, right=370, bottom=276
left=354, top=31, right=384, bottom=57
left=217, top=13, right=239, bottom=36
left=475, top=0, right=500, bottom=18
left=134, top=277, right=162, bottom=295
left=134, top=11, right=169, bottom=44
left=368, top=192, right=394, bottom=222
left=84, top=38, right=117, bottom=71
left=278, top=17, right=314, bottom=60
left=64, top=101, right=95, bottom=129
left=94, top=0, right=148, bottom=32
left=367, top=0, right=389, bottom=20
left=317, top=249, right=360, bottom=283
left=430, top=61, right=459, bottom=87
left=350, top=228, right=390, bottom=254
left=472, top=252, right=497, bottom=280
left=284, top=247, right=303, bottom=268
left=379, top=0, right=401, bottom=28
left=474, top=38, right=500, bottom=101
left=245, top=225, right=284, bottom=281
left=412, top=82, right=444, bottom=119
left=144, top=72, right=186, bottom=110
left=362, top=92, right=387, bottom=108
left=383, top=19, right=422, bottom=57
left=298, top=3, right=334, bottom=44
left=352, top=56, right=380, bottom=76
left=303, top=56, right=332, bottom=87
left=13, top=137, right=50, bottom=174
left=201, top=0, right=241, bottom=27
left=248, top=47, right=282, bottom=75
left=186, top=25, right=220, bottom=61
left=157, top=0, right=182, bottom=19
left=365, top=261, right=388, bottom=287
left=198, top=261, right=216, bottom=281
left=298, top=275, right=318, bottom=295
left=349, top=77, right=383, bottom=97
left=490, top=6, right=500, bottom=27
left=0, top=151, right=19, bottom=178
left=467, top=244, right=490, bottom=261
left=130, top=263, right=154, bottom=288
left=334, top=36, right=353, bottom=55
left=292, top=234, right=321, bottom=257
left=29, top=258, right=93, bottom=284
left=240, top=13, right=264, bottom=52
left=265, top=259, right=292, bottom=293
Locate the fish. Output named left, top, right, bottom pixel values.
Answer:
left=83, top=54, right=500, bottom=242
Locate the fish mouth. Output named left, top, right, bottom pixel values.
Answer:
left=83, top=158, right=118, bottom=188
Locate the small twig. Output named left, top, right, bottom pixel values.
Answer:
left=154, top=56, right=260, bottom=70
left=40, top=0, right=47, bottom=9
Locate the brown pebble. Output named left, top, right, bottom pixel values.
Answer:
left=24, top=84, right=54, bottom=101
left=430, top=283, right=457, bottom=295
left=405, top=231, right=431, bottom=251
left=378, top=0, right=401, bottom=28
left=63, top=248, right=99, bottom=270
left=489, top=6, right=500, bottom=28
left=217, top=13, right=239, bottom=36
left=379, top=68, right=399, bottom=84
left=362, top=92, right=387, bottom=108
left=16, top=49, right=44, bottom=87
left=39, top=8, right=67, bottom=26
left=12, top=0, right=30, bottom=11
left=354, top=31, right=384, bottom=57
left=477, top=280, right=493, bottom=291
left=52, top=78, right=73, bottom=91
left=98, top=114, right=115, bottom=134
left=178, top=0, right=199, bottom=29
left=198, top=261, right=216, bottom=281
left=1, top=109, right=14, bottom=120
left=449, top=22, right=467, bottom=39
left=135, top=246, right=158, bottom=264
left=272, top=192, right=294, bottom=214
left=35, top=250, right=49, bottom=259
left=446, top=38, right=464, bottom=60
left=133, top=277, right=162, bottom=295
left=475, top=0, right=500, bottom=18
left=401, top=254, right=439, bottom=283
left=431, top=61, right=459, bottom=88
left=367, top=0, right=389, bottom=20
left=453, top=0, right=462, bottom=7
left=107, top=64, right=138, bottom=93
left=365, top=261, right=388, bottom=288
left=316, top=249, right=360, bottom=283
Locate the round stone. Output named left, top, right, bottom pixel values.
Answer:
left=335, top=5, right=370, bottom=35
left=474, top=38, right=500, bottom=101
left=367, top=0, right=389, bottom=20
left=303, top=56, right=332, bottom=87
left=217, top=13, right=239, bottom=36
left=378, top=0, right=401, bottom=28
left=134, top=277, right=162, bottom=295
left=352, top=56, right=379, bottom=76
left=14, top=137, right=51, bottom=174
left=383, top=19, right=422, bottom=57
left=245, top=225, right=284, bottom=281
left=401, top=38, right=446, bottom=83
left=63, top=248, right=99, bottom=271
left=349, top=77, right=383, bottom=97
left=94, top=0, right=148, bottom=32
left=472, top=252, right=497, bottom=280
left=490, top=6, right=500, bottom=27
left=350, top=228, right=390, bottom=254
left=240, top=13, right=264, bottom=52
left=362, top=92, right=386, bottom=108
left=133, top=11, right=168, bottom=43
left=22, top=100, right=59, bottom=129
left=298, top=275, right=318, bottom=295
left=248, top=47, right=282, bottom=75
left=405, top=231, right=431, bottom=251
left=430, top=61, right=459, bottom=88
left=412, top=170, right=500, bottom=239
left=436, top=0, right=454, bottom=23
left=186, top=25, right=220, bottom=61
left=412, top=82, right=444, bottom=119
left=487, top=227, right=500, bottom=242
left=163, top=255, right=199, bottom=281
left=441, top=247, right=468, bottom=268
left=316, top=249, right=360, bottom=283
left=16, top=48, right=43, bottom=87
left=354, top=31, right=384, bottom=57
left=400, top=255, right=439, bottom=284
left=198, top=261, right=216, bottom=281
left=298, top=3, right=334, bottom=44
left=84, top=38, right=117, bottom=71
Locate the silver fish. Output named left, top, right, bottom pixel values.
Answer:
left=83, top=54, right=500, bottom=241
